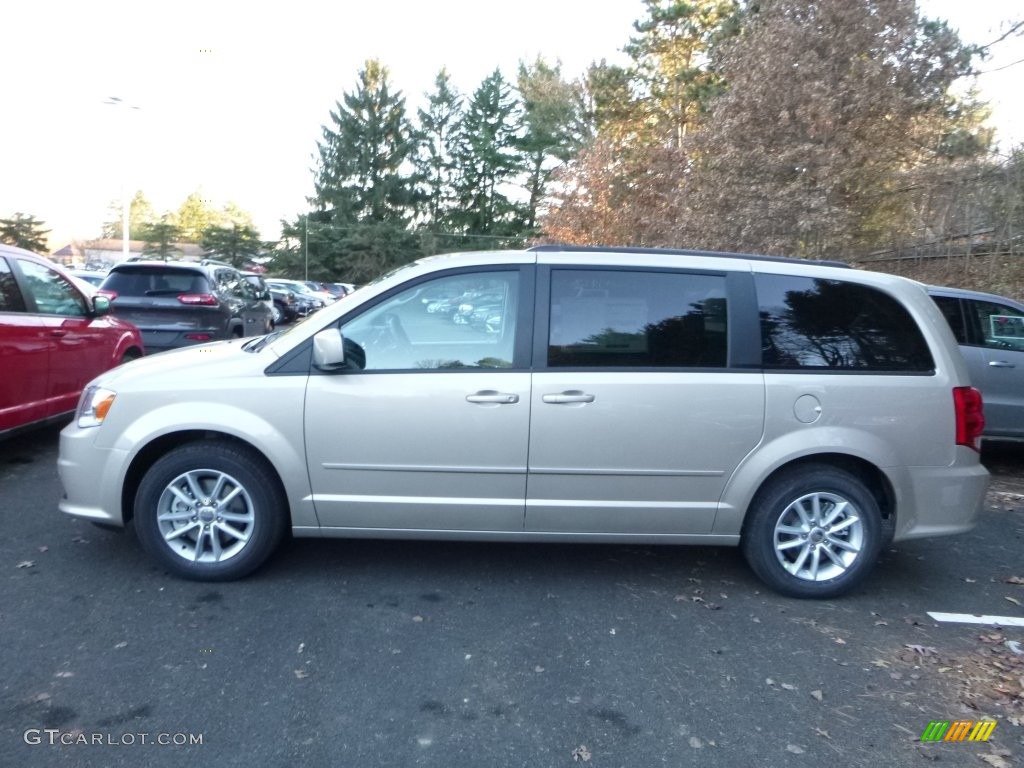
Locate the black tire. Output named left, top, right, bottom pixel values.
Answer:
left=271, top=304, right=282, bottom=324
left=133, top=441, right=287, bottom=581
left=120, top=349, right=142, bottom=365
left=741, top=464, right=883, bottom=599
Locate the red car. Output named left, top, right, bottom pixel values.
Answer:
left=0, top=244, right=144, bottom=436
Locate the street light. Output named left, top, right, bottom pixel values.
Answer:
left=104, top=96, right=140, bottom=263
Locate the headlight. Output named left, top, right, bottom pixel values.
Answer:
left=77, top=385, right=117, bottom=428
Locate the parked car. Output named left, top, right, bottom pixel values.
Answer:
left=266, top=285, right=299, bottom=324
left=58, top=245, right=987, bottom=597
left=97, top=261, right=273, bottom=353
left=69, top=269, right=108, bottom=287
left=0, top=244, right=144, bottom=437
left=929, top=285, right=1024, bottom=441
left=266, top=280, right=324, bottom=317
left=240, top=271, right=275, bottom=324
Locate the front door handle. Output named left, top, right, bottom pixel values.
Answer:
left=542, top=391, right=595, bottom=404
left=989, top=360, right=1016, bottom=369
left=466, top=391, right=519, bottom=404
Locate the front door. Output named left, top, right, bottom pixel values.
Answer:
left=304, top=267, right=532, bottom=531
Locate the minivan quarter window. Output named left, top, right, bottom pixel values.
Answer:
left=757, top=274, right=934, bottom=372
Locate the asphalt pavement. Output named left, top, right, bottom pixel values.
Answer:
left=1, top=425, right=1022, bottom=767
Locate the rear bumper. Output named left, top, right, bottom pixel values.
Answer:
left=891, top=455, right=989, bottom=540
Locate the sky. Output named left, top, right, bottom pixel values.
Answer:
left=1, top=0, right=1021, bottom=251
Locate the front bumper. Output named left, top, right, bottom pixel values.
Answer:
left=57, top=424, right=129, bottom=526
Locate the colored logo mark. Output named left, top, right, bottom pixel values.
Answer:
left=920, top=720, right=996, bottom=742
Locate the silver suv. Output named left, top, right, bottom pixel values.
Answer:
left=58, top=246, right=989, bottom=597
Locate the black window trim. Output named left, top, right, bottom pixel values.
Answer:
left=286, top=263, right=536, bottom=376
left=532, top=264, right=760, bottom=373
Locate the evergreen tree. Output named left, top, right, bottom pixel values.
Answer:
left=450, top=69, right=525, bottom=239
left=102, top=191, right=157, bottom=239
left=201, top=223, right=264, bottom=269
left=415, top=69, right=464, bottom=231
left=625, top=0, right=741, bottom=146
left=172, top=191, right=223, bottom=243
left=314, top=59, right=421, bottom=225
left=140, top=218, right=182, bottom=260
left=516, top=58, right=586, bottom=232
left=0, top=212, right=50, bottom=252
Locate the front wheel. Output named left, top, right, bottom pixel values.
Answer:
left=741, top=465, right=883, bottom=599
left=133, top=441, right=287, bottom=581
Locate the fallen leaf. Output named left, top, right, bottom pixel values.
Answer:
left=781, top=683, right=797, bottom=691
left=412, top=615, right=423, bottom=623
left=874, top=620, right=889, bottom=626
left=37, top=546, right=48, bottom=553
left=15, top=560, right=35, bottom=569
left=811, top=689, right=823, bottom=702
left=297, top=643, right=304, bottom=654
left=71, top=536, right=89, bottom=544
left=1005, top=576, right=1024, bottom=585
left=834, top=637, right=847, bottom=645
left=766, top=678, right=775, bottom=686
left=814, top=727, right=831, bottom=739
left=534, top=665, right=545, bottom=673
left=978, top=754, right=1012, bottom=768
left=1005, top=596, right=1022, bottom=607
left=114, top=641, right=127, bottom=649
left=905, top=644, right=937, bottom=657
left=571, top=745, right=591, bottom=762
left=964, top=577, right=977, bottom=583
left=293, top=669, right=308, bottom=679
left=871, top=659, right=891, bottom=668
left=689, top=737, right=704, bottom=749
left=786, top=744, right=805, bottom=754
left=54, top=671, right=73, bottom=678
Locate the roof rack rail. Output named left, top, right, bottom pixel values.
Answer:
left=527, top=244, right=851, bottom=269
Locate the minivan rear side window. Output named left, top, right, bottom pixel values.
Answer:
left=756, top=274, right=934, bottom=372
left=548, top=269, right=728, bottom=368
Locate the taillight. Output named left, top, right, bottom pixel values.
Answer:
left=953, top=386, right=984, bottom=451
left=96, top=289, right=118, bottom=300
left=184, top=333, right=213, bottom=341
left=177, top=294, right=219, bottom=306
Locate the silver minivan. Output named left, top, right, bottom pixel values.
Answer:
left=58, top=246, right=989, bottom=597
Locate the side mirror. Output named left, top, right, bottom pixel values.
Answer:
left=312, top=328, right=346, bottom=371
left=92, top=295, right=111, bottom=316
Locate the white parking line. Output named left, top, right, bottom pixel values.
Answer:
left=927, top=612, right=1024, bottom=627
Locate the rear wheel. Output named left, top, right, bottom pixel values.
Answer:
left=133, top=441, right=287, bottom=581
left=741, top=464, right=883, bottom=599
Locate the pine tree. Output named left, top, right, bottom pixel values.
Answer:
left=201, top=223, right=264, bottom=269
left=450, top=69, right=525, bottom=240
left=0, top=213, right=50, bottom=252
left=625, top=0, right=741, bottom=146
left=314, top=59, right=421, bottom=225
left=415, top=69, right=464, bottom=231
left=516, top=58, right=586, bottom=232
